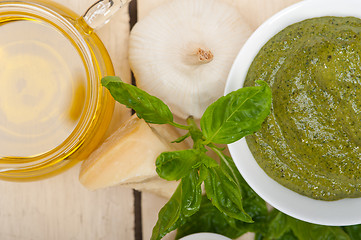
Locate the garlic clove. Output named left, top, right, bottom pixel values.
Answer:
left=129, top=0, right=252, bottom=119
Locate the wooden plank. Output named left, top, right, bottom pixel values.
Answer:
left=142, top=192, right=176, bottom=240
left=0, top=1, right=134, bottom=239
left=0, top=168, right=134, bottom=240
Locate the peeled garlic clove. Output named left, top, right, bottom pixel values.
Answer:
left=79, top=114, right=188, bottom=198
left=129, top=0, right=252, bottom=119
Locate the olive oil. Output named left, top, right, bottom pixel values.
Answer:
left=0, top=1, right=115, bottom=181
left=0, top=18, right=87, bottom=158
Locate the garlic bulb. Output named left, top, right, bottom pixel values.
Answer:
left=129, top=0, right=252, bottom=119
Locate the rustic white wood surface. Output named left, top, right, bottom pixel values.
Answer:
left=0, top=1, right=133, bottom=240
left=0, top=0, right=300, bottom=240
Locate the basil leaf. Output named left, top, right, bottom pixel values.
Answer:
left=181, top=169, right=202, bottom=217
left=218, top=154, right=268, bottom=236
left=267, top=210, right=290, bottom=239
left=219, top=154, right=242, bottom=187
left=287, top=216, right=350, bottom=240
left=276, top=231, right=299, bottom=240
left=198, top=164, right=209, bottom=185
left=256, top=231, right=298, bottom=240
left=192, top=152, right=218, bottom=169
left=255, top=233, right=264, bottom=240
left=202, top=165, right=253, bottom=223
left=101, top=76, right=173, bottom=124
left=343, top=225, right=361, bottom=240
left=176, top=195, right=248, bottom=240
left=200, top=153, right=219, bottom=168
left=200, top=80, right=272, bottom=144
left=152, top=170, right=202, bottom=240
left=220, top=154, right=268, bottom=223
left=267, top=210, right=351, bottom=240
left=151, top=184, right=183, bottom=240
left=176, top=188, right=267, bottom=240
left=156, top=149, right=200, bottom=181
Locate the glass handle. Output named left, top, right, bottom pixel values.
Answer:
left=83, top=0, right=132, bottom=30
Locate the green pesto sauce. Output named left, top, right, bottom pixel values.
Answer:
left=244, top=17, right=361, bottom=201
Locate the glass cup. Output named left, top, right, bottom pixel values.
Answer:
left=0, top=0, right=129, bottom=181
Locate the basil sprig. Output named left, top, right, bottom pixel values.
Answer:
left=176, top=166, right=359, bottom=240
left=101, top=76, right=272, bottom=240
left=177, top=197, right=357, bottom=240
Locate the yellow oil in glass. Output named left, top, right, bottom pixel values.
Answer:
left=0, top=18, right=87, bottom=158
left=0, top=0, right=115, bottom=181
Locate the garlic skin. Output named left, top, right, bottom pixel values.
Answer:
left=129, top=0, right=252, bottom=119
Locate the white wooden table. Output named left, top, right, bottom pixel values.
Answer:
left=0, top=0, right=299, bottom=239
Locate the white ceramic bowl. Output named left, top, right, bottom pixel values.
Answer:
left=179, top=233, right=231, bottom=240
left=225, top=0, right=361, bottom=226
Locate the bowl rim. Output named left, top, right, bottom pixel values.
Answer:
left=225, top=0, right=361, bottom=226
left=179, top=232, right=231, bottom=240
